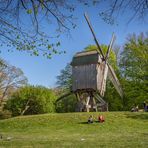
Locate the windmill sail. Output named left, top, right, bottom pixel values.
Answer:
left=107, top=64, right=123, bottom=98
left=105, top=33, right=115, bottom=61
left=84, top=13, right=105, bottom=59
left=84, top=12, right=123, bottom=98
left=99, top=63, right=108, bottom=96
left=94, top=93, right=106, bottom=105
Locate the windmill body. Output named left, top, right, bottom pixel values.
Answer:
left=71, top=50, right=109, bottom=112
left=71, top=50, right=107, bottom=96
left=70, top=13, right=123, bottom=112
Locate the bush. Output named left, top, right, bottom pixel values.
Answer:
left=55, top=94, right=77, bottom=113
left=5, top=85, right=57, bottom=116
left=0, top=110, right=12, bottom=119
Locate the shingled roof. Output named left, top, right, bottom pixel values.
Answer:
left=71, top=50, right=101, bottom=66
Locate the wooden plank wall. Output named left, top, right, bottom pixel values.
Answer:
left=72, top=64, right=97, bottom=91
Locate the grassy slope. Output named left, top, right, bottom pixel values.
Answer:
left=0, top=112, right=148, bottom=148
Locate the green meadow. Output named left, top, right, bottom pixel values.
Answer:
left=0, top=112, right=148, bottom=148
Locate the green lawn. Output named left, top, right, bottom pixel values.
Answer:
left=0, top=112, right=148, bottom=148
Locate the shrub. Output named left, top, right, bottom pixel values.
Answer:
left=55, top=94, right=77, bottom=113
left=5, top=85, right=57, bottom=116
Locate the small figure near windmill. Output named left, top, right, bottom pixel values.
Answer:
left=56, top=13, right=123, bottom=112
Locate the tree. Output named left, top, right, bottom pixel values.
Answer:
left=0, top=1, right=147, bottom=58
left=120, top=33, right=148, bottom=81
left=56, top=63, right=72, bottom=90
left=0, top=58, right=27, bottom=105
left=56, top=63, right=74, bottom=112
left=5, top=85, right=57, bottom=116
left=120, top=33, right=148, bottom=109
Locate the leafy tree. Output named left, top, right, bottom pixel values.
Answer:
left=56, top=63, right=72, bottom=90
left=120, top=33, right=148, bottom=110
left=0, top=1, right=147, bottom=58
left=120, top=33, right=148, bottom=81
left=5, top=85, right=57, bottom=116
left=56, top=65, right=75, bottom=112
left=104, top=80, right=123, bottom=111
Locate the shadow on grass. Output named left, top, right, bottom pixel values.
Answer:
left=78, top=122, right=89, bottom=124
left=78, top=121, right=101, bottom=124
left=125, top=113, right=148, bottom=120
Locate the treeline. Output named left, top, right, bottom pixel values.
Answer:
left=0, top=32, right=148, bottom=119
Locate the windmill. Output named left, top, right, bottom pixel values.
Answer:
left=56, top=13, right=123, bottom=112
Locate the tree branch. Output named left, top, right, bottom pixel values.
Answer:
left=38, top=0, right=70, bottom=30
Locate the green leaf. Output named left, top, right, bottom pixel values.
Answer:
left=27, top=9, right=32, bottom=14
left=48, top=44, right=51, bottom=49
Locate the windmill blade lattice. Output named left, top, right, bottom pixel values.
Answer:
left=84, top=13, right=105, bottom=60
left=108, top=64, right=123, bottom=98
left=105, top=33, right=116, bottom=62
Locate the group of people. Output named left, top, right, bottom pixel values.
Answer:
left=131, top=105, right=139, bottom=112
left=88, top=115, right=105, bottom=124
left=131, top=101, right=148, bottom=112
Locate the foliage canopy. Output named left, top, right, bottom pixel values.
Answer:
left=5, top=85, right=57, bottom=116
left=120, top=33, right=148, bottom=109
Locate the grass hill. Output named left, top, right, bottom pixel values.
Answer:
left=0, top=112, right=148, bottom=147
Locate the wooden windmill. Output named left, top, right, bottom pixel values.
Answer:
left=56, top=13, right=123, bottom=112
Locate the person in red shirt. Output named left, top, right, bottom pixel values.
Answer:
left=98, top=115, right=105, bottom=123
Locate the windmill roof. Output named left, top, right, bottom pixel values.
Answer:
left=71, top=50, right=101, bottom=66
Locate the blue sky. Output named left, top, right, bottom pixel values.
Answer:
left=0, top=3, right=147, bottom=88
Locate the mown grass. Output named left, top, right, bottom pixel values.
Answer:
left=0, top=112, right=148, bottom=148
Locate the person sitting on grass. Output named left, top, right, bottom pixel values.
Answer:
left=131, top=104, right=139, bottom=112
left=135, top=105, right=139, bottom=112
left=88, top=115, right=93, bottom=124
left=98, top=115, right=105, bottom=123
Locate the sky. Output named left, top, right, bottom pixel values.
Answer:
left=0, top=3, right=147, bottom=88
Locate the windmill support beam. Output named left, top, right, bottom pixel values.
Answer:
left=55, top=90, right=108, bottom=112
left=55, top=92, right=72, bottom=103
left=74, top=90, right=108, bottom=112
left=86, top=96, right=90, bottom=112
